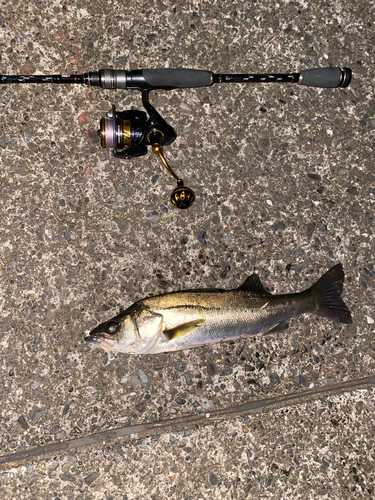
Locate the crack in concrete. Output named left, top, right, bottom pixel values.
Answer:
left=1, top=374, right=374, bottom=467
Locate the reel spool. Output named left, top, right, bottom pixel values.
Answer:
left=99, top=106, right=147, bottom=156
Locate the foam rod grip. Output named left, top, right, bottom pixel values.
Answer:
left=299, top=67, right=352, bottom=88
left=142, top=69, right=213, bottom=88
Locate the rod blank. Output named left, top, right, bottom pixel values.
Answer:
left=0, top=66, right=352, bottom=90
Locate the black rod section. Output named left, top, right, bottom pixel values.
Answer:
left=213, top=73, right=299, bottom=84
left=0, top=67, right=352, bottom=89
left=0, top=74, right=87, bottom=84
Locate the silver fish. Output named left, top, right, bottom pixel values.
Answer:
left=85, top=263, right=352, bottom=355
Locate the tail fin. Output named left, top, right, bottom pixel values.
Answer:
left=310, top=263, right=352, bottom=324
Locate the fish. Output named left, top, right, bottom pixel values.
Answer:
left=85, top=263, right=352, bottom=355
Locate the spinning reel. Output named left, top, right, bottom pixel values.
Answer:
left=98, top=89, right=194, bottom=209
left=0, top=66, right=352, bottom=209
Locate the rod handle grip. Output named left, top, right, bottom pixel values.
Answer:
left=142, top=69, right=213, bottom=89
left=299, top=67, right=352, bottom=88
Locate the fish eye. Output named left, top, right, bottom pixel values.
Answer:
left=104, top=321, right=119, bottom=335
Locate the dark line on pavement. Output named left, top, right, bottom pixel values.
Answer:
left=0, top=374, right=374, bottom=466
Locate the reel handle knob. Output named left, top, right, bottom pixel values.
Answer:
left=152, top=145, right=195, bottom=209
left=171, top=181, right=195, bottom=209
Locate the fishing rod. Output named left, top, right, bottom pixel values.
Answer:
left=1, top=66, right=351, bottom=208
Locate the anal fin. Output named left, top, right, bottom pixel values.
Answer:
left=163, top=319, right=205, bottom=341
left=266, top=320, right=289, bottom=335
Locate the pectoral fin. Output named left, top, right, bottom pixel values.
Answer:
left=163, top=319, right=205, bottom=341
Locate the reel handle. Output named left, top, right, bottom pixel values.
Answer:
left=152, top=145, right=195, bottom=209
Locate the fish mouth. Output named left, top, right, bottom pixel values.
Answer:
left=84, top=334, right=103, bottom=346
left=85, top=333, right=117, bottom=351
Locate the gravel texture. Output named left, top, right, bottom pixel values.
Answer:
left=1, top=390, right=374, bottom=499
left=0, top=0, right=374, bottom=498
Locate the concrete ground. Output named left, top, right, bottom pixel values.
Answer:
left=0, top=0, right=374, bottom=498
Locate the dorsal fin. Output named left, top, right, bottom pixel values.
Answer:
left=236, top=274, right=271, bottom=294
